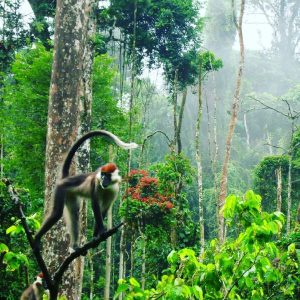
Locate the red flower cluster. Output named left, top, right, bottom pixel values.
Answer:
left=125, top=169, right=173, bottom=210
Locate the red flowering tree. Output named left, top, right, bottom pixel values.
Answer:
left=125, top=169, right=174, bottom=209
left=120, top=169, right=174, bottom=227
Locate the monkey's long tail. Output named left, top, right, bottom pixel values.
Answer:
left=61, top=130, right=138, bottom=178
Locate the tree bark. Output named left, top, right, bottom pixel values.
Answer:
left=119, top=2, right=137, bottom=298
left=243, top=113, right=250, bottom=147
left=177, top=89, right=188, bottom=154
left=196, top=62, right=205, bottom=254
left=275, top=166, right=282, bottom=212
left=43, top=0, right=95, bottom=298
left=218, top=0, right=245, bottom=244
left=141, top=235, right=146, bottom=290
left=104, top=206, right=113, bottom=300
left=172, top=70, right=178, bottom=152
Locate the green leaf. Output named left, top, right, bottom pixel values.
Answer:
left=192, top=286, right=203, bottom=300
left=224, top=195, right=237, bottom=219
left=288, top=243, right=296, bottom=254
left=0, top=243, right=9, bottom=253
left=6, top=225, right=17, bottom=235
left=129, top=277, right=140, bottom=288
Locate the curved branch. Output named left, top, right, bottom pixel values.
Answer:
left=140, top=130, right=172, bottom=163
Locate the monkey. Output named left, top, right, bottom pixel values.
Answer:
left=20, top=273, right=47, bottom=300
left=34, top=130, right=138, bottom=251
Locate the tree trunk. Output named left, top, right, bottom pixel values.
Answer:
left=196, top=63, right=205, bottom=254
left=88, top=253, right=94, bottom=300
left=104, top=206, right=113, bottom=300
left=119, top=2, right=137, bottom=298
left=43, top=0, right=95, bottom=298
left=275, top=166, right=282, bottom=212
left=141, top=235, right=146, bottom=290
left=266, top=130, right=273, bottom=155
left=172, top=70, right=178, bottom=152
left=0, top=135, right=3, bottom=179
left=211, top=76, right=219, bottom=232
left=286, top=155, right=292, bottom=234
left=177, top=89, right=188, bottom=154
left=243, top=113, right=250, bottom=147
left=218, top=0, right=245, bottom=244
left=104, top=146, right=115, bottom=300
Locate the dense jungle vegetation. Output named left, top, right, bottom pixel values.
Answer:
left=0, top=0, right=299, bottom=299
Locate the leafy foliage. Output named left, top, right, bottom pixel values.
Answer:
left=0, top=182, right=40, bottom=299
left=1, top=44, right=52, bottom=198
left=254, top=128, right=300, bottom=220
left=100, top=0, right=203, bottom=88
left=115, top=191, right=300, bottom=299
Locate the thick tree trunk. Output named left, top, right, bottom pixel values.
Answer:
left=275, top=166, right=282, bottom=212
left=44, top=0, right=95, bottom=299
left=196, top=64, right=205, bottom=254
left=218, top=0, right=245, bottom=244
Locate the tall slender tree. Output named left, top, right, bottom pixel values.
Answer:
left=218, top=0, right=245, bottom=243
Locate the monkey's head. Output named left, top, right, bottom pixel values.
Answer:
left=96, top=163, right=121, bottom=189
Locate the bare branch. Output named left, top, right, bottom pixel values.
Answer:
left=248, top=95, right=290, bottom=118
left=282, top=99, right=293, bottom=118
left=263, top=143, right=286, bottom=152
left=140, top=130, right=171, bottom=160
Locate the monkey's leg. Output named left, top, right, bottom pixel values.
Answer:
left=64, top=195, right=81, bottom=250
left=34, top=185, right=66, bottom=244
left=91, top=193, right=106, bottom=237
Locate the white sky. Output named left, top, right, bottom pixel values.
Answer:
left=239, top=11, right=273, bottom=50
